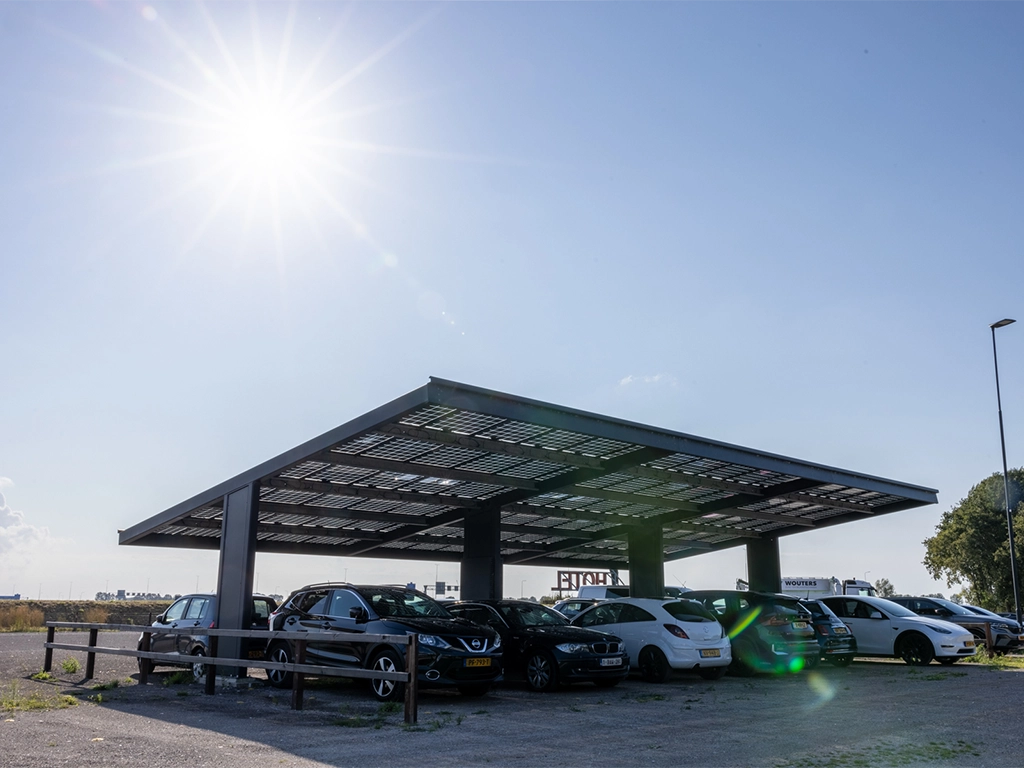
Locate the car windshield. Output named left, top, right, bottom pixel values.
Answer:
left=663, top=600, right=717, bottom=622
left=800, top=600, right=833, bottom=618
left=499, top=603, right=568, bottom=628
left=932, top=598, right=975, bottom=616
left=867, top=598, right=917, bottom=618
left=358, top=587, right=451, bottom=619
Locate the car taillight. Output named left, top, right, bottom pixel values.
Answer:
left=664, top=624, right=689, bottom=639
left=767, top=615, right=791, bottom=626
left=815, top=625, right=828, bottom=636
left=209, top=621, right=216, bottom=629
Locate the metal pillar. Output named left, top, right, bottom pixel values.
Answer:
left=461, top=509, right=502, bottom=599
left=627, top=525, right=664, bottom=598
left=215, top=482, right=260, bottom=677
left=746, top=537, right=781, bottom=593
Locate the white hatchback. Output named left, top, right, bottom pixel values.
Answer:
left=571, top=598, right=732, bottom=682
left=821, top=595, right=977, bottom=665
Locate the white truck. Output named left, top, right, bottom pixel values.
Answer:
left=780, top=577, right=876, bottom=599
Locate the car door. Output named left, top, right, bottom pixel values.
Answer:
left=179, top=596, right=210, bottom=654
left=316, top=589, right=366, bottom=667
left=278, top=588, right=332, bottom=662
left=830, top=599, right=894, bottom=655
left=152, top=597, right=190, bottom=655
left=615, top=604, right=660, bottom=661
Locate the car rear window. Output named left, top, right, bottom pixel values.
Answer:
left=663, top=600, right=717, bottom=622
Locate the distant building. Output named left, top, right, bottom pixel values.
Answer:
left=0, top=594, right=21, bottom=600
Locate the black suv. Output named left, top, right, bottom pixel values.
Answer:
left=447, top=599, right=629, bottom=692
left=265, top=584, right=503, bottom=701
left=888, top=596, right=1023, bottom=654
left=685, top=590, right=819, bottom=675
left=138, top=593, right=277, bottom=679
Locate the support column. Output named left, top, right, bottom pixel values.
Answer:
left=461, top=509, right=502, bottom=599
left=746, top=537, right=781, bottom=593
left=627, top=525, right=664, bottom=598
left=215, top=482, right=259, bottom=678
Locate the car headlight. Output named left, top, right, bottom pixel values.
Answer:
left=555, top=643, right=590, bottom=654
left=927, top=625, right=952, bottom=634
left=492, top=634, right=501, bottom=650
left=993, top=623, right=1011, bottom=632
left=419, top=634, right=451, bottom=649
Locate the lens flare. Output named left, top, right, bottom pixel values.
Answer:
left=728, top=606, right=763, bottom=639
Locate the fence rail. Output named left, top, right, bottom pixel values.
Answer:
left=42, top=622, right=418, bottom=723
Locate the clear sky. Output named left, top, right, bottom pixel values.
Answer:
left=2, top=2, right=1022, bottom=602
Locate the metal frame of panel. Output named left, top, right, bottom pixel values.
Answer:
left=119, top=377, right=938, bottom=567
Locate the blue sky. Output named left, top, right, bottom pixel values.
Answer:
left=1, top=2, right=1022, bottom=601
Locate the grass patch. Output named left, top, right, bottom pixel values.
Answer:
left=1, top=683, right=78, bottom=712
left=163, top=671, right=194, bottom=686
left=972, top=654, right=1024, bottom=671
left=91, top=680, right=121, bottom=691
left=402, top=712, right=462, bottom=733
left=622, top=692, right=668, bottom=703
left=775, top=739, right=981, bottom=767
left=29, top=671, right=53, bottom=681
left=0, top=604, right=45, bottom=632
left=60, top=657, right=81, bottom=675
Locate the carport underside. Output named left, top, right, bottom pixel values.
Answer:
left=120, top=377, right=936, bottom=669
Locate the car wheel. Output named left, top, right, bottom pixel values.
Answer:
left=369, top=649, right=405, bottom=702
left=638, top=646, right=672, bottom=684
left=828, top=654, right=854, bottom=668
left=190, top=649, right=207, bottom=682
left=458, top=684, right=490, bottom=697
left=266, top=643, right=294, bottom=689
left=936, top=657, right=958, bottom=666
left=803, top=653, right=821, bottom=670
left=525, top=651, right=558, bottom=692
left=697, top=665, right=727, bottom=681
left=593, top=677, right=621, bottom=688
left=898, top=633, right=935, bottom=666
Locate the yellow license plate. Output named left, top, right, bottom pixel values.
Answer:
left=699, top=649, right=721, bottom=658
left=834, top=627, right=849, bottom=634
left=465, top=657, right=491, bottom=667
left=792, top=621, right=809, bottom=630
left=248, top=650, right=264, bottom=659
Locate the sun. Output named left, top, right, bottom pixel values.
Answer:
left=221, top=92, right=308, bottom=180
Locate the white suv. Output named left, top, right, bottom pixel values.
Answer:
left=571, top=598, right=731, bottom=682
left=821, top=595, right=976, bottom=665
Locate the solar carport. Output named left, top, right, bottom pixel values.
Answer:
left=120, top=377, right=937, bottom=671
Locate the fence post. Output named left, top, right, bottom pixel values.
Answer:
left=139, top=631, right=151, bottom=685
left=205, top=635, right=218, bottom=695
left=985, top=624, right=994, bottom=658
left=291, top=639, right=306, bottom=711
left=85, top=627, right=98, bottom=679
left=404, top=634, right=418, bottom=725
left=44, top=625, right=54, bottom=672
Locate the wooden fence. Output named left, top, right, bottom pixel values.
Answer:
left=43, top=622, right=419, bottom=723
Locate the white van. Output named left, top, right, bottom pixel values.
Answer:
left=577, top=585, right=630, bottom=600
left=781, top=577, right=876, bottom=599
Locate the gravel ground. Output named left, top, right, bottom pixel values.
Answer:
left=2, top=631, right=1022, bottom=767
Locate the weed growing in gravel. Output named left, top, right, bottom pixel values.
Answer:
left=91, top=680, right=121, bottom=691
left=622, top=692, right=667, bottom=703
left=401, top=712, right=462, bottom=732
left=60, top=657, right=81, bottom=675
left=163, top=671, right=194, bottom=686
left=1, top=683, right=78, bottom=712
left=29, top=671, right=53, bottom=681
left=974, top=654, right=1024, bottom=671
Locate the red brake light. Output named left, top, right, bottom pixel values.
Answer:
left=664, top=623, right=689, bottom=639
left=209, top=621, right=216, bottom=629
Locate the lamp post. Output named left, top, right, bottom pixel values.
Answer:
left=991, top=318, right=1021, bottom=626
left=521, top=579, right=527, bottom=598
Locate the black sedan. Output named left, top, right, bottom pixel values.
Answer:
left=447, top=600, right=629, bottom=692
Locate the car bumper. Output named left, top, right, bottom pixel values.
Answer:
left=818, top=636, right=857, bottom=656
left=662, top=642, right=733, bottom=670
left=417, top=651, right=503, bottom=687
left=555, top=652, right=630, bottom=683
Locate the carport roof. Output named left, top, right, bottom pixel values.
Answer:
left=119, top=378, right=938, bottom=568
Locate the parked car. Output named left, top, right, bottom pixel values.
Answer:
left=446, top=599, right=629, bottom=691
left=799, top=599, right=857, bottom=666
left=570, top=598, right=731, bottom=682
left=887, top=597, right=1023, bottom=654
left=821, top=595, right=977, bottom=665
left=963, top=604, right=1024, bottom=633
left=685, top=590, right=819, bottom=676
left=137, top=592, right=277, bottom=679
left=577, top=586, right=631, bottom=600
left=265, top=583, right=502, bottom=701
left=551, top=598, right=600, bottom=619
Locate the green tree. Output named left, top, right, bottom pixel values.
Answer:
left=873, top=578, right=895, bottom=597
left=923, top=469, right=1024, bottom=611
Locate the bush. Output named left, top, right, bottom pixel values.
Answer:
left=82, top=606, right=109, bottom=624
left=60, top=657, right=81, bottom=674
left=0, top=604, right=45, bottom=631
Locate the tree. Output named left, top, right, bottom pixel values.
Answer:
left=873, top=578, right=895, bottom=598
left=923, top=469, right=1024, bottom=611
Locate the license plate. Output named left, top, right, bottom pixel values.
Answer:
left=248, top=650, right=264, bottom=659
left=465, top=657, right=491, bottom=667
left=699, top=649, right=721, bottom=658
left=600, top=657, right=622, bottom=666
left=792, top=621, right=809, bottom=630
left=834, top=627, right=849, bottom=634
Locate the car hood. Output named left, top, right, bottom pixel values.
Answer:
left=518, top=625, right=619, bottom=644
left=381, top=616, right=495, bottom=638
left=900, top=615, right=972, bottom=636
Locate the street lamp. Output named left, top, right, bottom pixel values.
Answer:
left=521, top=580, right=527, bottom=598
left=991, top=318, right=1021, bottom=626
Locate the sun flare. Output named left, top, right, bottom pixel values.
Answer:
left=222, top=93, right=308, bottom=178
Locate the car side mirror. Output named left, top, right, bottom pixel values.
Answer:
left=156, top=614, right=167, bottom=624
left=349, top=606, right=368, bottom=623
left=869, top=610, right=884, bottom=620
